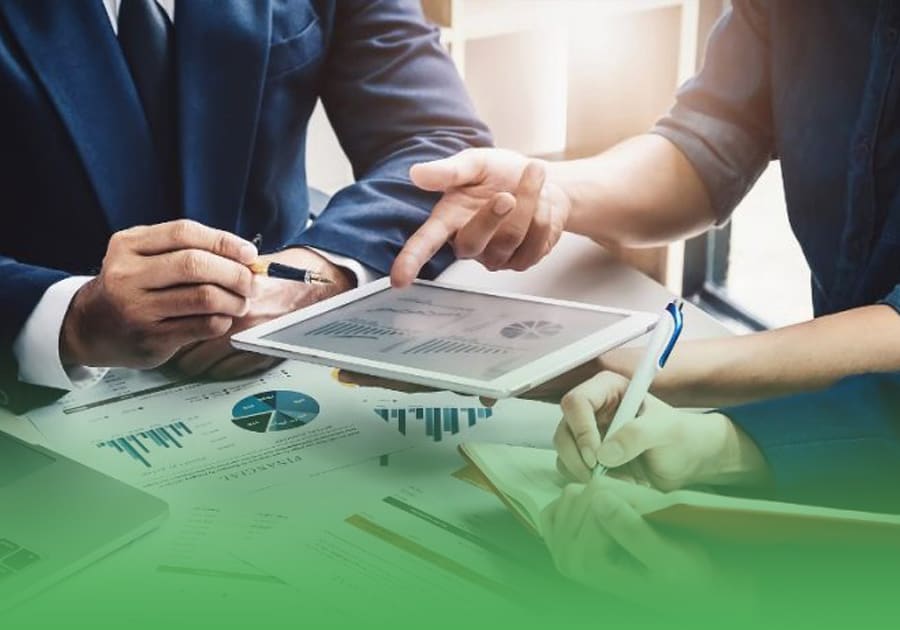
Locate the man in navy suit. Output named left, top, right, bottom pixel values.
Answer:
left=0, top=1, right=491, bottom=412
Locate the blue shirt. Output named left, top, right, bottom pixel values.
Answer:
left=652, top=0, right=900, bottom=317
left=724, top=372, right=900, bottom=512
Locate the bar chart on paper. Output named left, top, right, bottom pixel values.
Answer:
left=373, top=404, right=493, bottom=443
left=97, top=421, right=193, bottom=468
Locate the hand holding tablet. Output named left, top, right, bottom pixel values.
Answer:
left=232, top=278, right=656, bottom=400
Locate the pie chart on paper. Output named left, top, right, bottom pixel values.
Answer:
left=231, top=391, right=320, bottom=433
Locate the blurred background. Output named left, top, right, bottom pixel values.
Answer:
left=306, top=0, right=812, bottom=333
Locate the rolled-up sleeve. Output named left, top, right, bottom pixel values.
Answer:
left=722, top=373, right=900, bottom=513
left=880, top=285, right=900, bottom=314
left=650, top=0, right=775, bottom=222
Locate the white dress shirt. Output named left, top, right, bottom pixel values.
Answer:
left=12, top=0, right=377, bottom=392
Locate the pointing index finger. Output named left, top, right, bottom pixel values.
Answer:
left=390, top=207, right=459, bottom=288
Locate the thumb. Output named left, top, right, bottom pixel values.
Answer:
left=596, top=419, right=665, bottom=469
left=410, top=150, right=485, bottom=192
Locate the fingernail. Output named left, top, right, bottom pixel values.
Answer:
left=598, top=442, right=625, bottom=467
left=579, top=446, right=597, bottom=469
left=240, top=243, right=258, bottom=262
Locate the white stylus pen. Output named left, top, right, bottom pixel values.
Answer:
left=593, top=298, right=684, bottom=478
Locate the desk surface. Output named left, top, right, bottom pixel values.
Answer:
left=0, top=233, right=728, bottom=444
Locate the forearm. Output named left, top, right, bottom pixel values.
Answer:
left=613, top=304, right=900, bottom=407
left=311, top=0, right=490, bottom=276
left=548, top=134, right=716, bottom=247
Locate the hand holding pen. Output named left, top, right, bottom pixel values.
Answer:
left=553, top=299, right=685, bottom=482
left=593, top=299, right=684, bottom=477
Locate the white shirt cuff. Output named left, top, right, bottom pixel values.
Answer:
left=306, top=248, right=381, bottom=286
left=12, top=276, right=108, bottom=391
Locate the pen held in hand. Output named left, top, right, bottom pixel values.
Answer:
left=593, top=298, right=684, bottom=478
left=248, top=261, right=334, bottom=285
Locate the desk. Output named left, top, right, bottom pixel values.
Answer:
left=1, top=235, right=731, bottom=623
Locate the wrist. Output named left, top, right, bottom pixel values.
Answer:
left=598, top=346, right=639, bottom=379
left=265, top=248, right=354, bottom=309
left=693, top=412, right=770, bottom=488
left=542, top=161, right=573, bottom=231
left=59, top=280, right=95, bottom=367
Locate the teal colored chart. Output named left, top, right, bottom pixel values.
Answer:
left=231, top=390, right=319, bottom=433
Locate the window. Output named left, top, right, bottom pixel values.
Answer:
left=682, top=162, right=814, bottom=332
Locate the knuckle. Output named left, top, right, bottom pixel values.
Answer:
left=509, top=257, right=534, bottom=273
left=195, top=285, right=218, bottom=311
left=530, top=213, right=552, bottom=235
left=170, top=219, right=199, bottom=246
left=476, top=255, right=500, bottom=272
left=452, top=236, right=481, bottom=260
left=202, top=315, right=233, bottom=337
left=102, top=261, right=129, bottom=285
left=599, top=370, right=627, bottom=386
left=480, top=250, right=511, bottom=271
left=108, top=229, right=132, bottom=250
left=559, top=392, right=580, bottom=414
left=181, top=251, right=207, bottom=280
left=213, top=231, right=231, bottom=256
left=235, top=266, right=253, bottom=295
left=572, top=424, right=597, bottom=444
left=491, top=228, right=526, bottom=253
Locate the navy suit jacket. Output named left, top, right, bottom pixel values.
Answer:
left=0, top=1, right=490, bottom=412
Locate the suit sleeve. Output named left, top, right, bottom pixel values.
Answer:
left=722, top=373, right=900, bottom=512
left=650, top=0, right=774, bottom=222
left=292, top=0, right=492, bottom=278
left=0, top=255, right=70, bottom=413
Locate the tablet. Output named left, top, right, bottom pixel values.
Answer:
left=232, top=278, right=658, bottom=399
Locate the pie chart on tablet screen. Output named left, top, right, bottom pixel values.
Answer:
left=500, top=320, right=563, bottom=340
left=231, top=390, right=320, bottom=433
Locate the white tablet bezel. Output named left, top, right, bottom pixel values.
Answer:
left=231, top=278, right=657, bottom=399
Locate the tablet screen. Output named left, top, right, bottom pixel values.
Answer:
left=263, top=284, right=627, bottom=380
